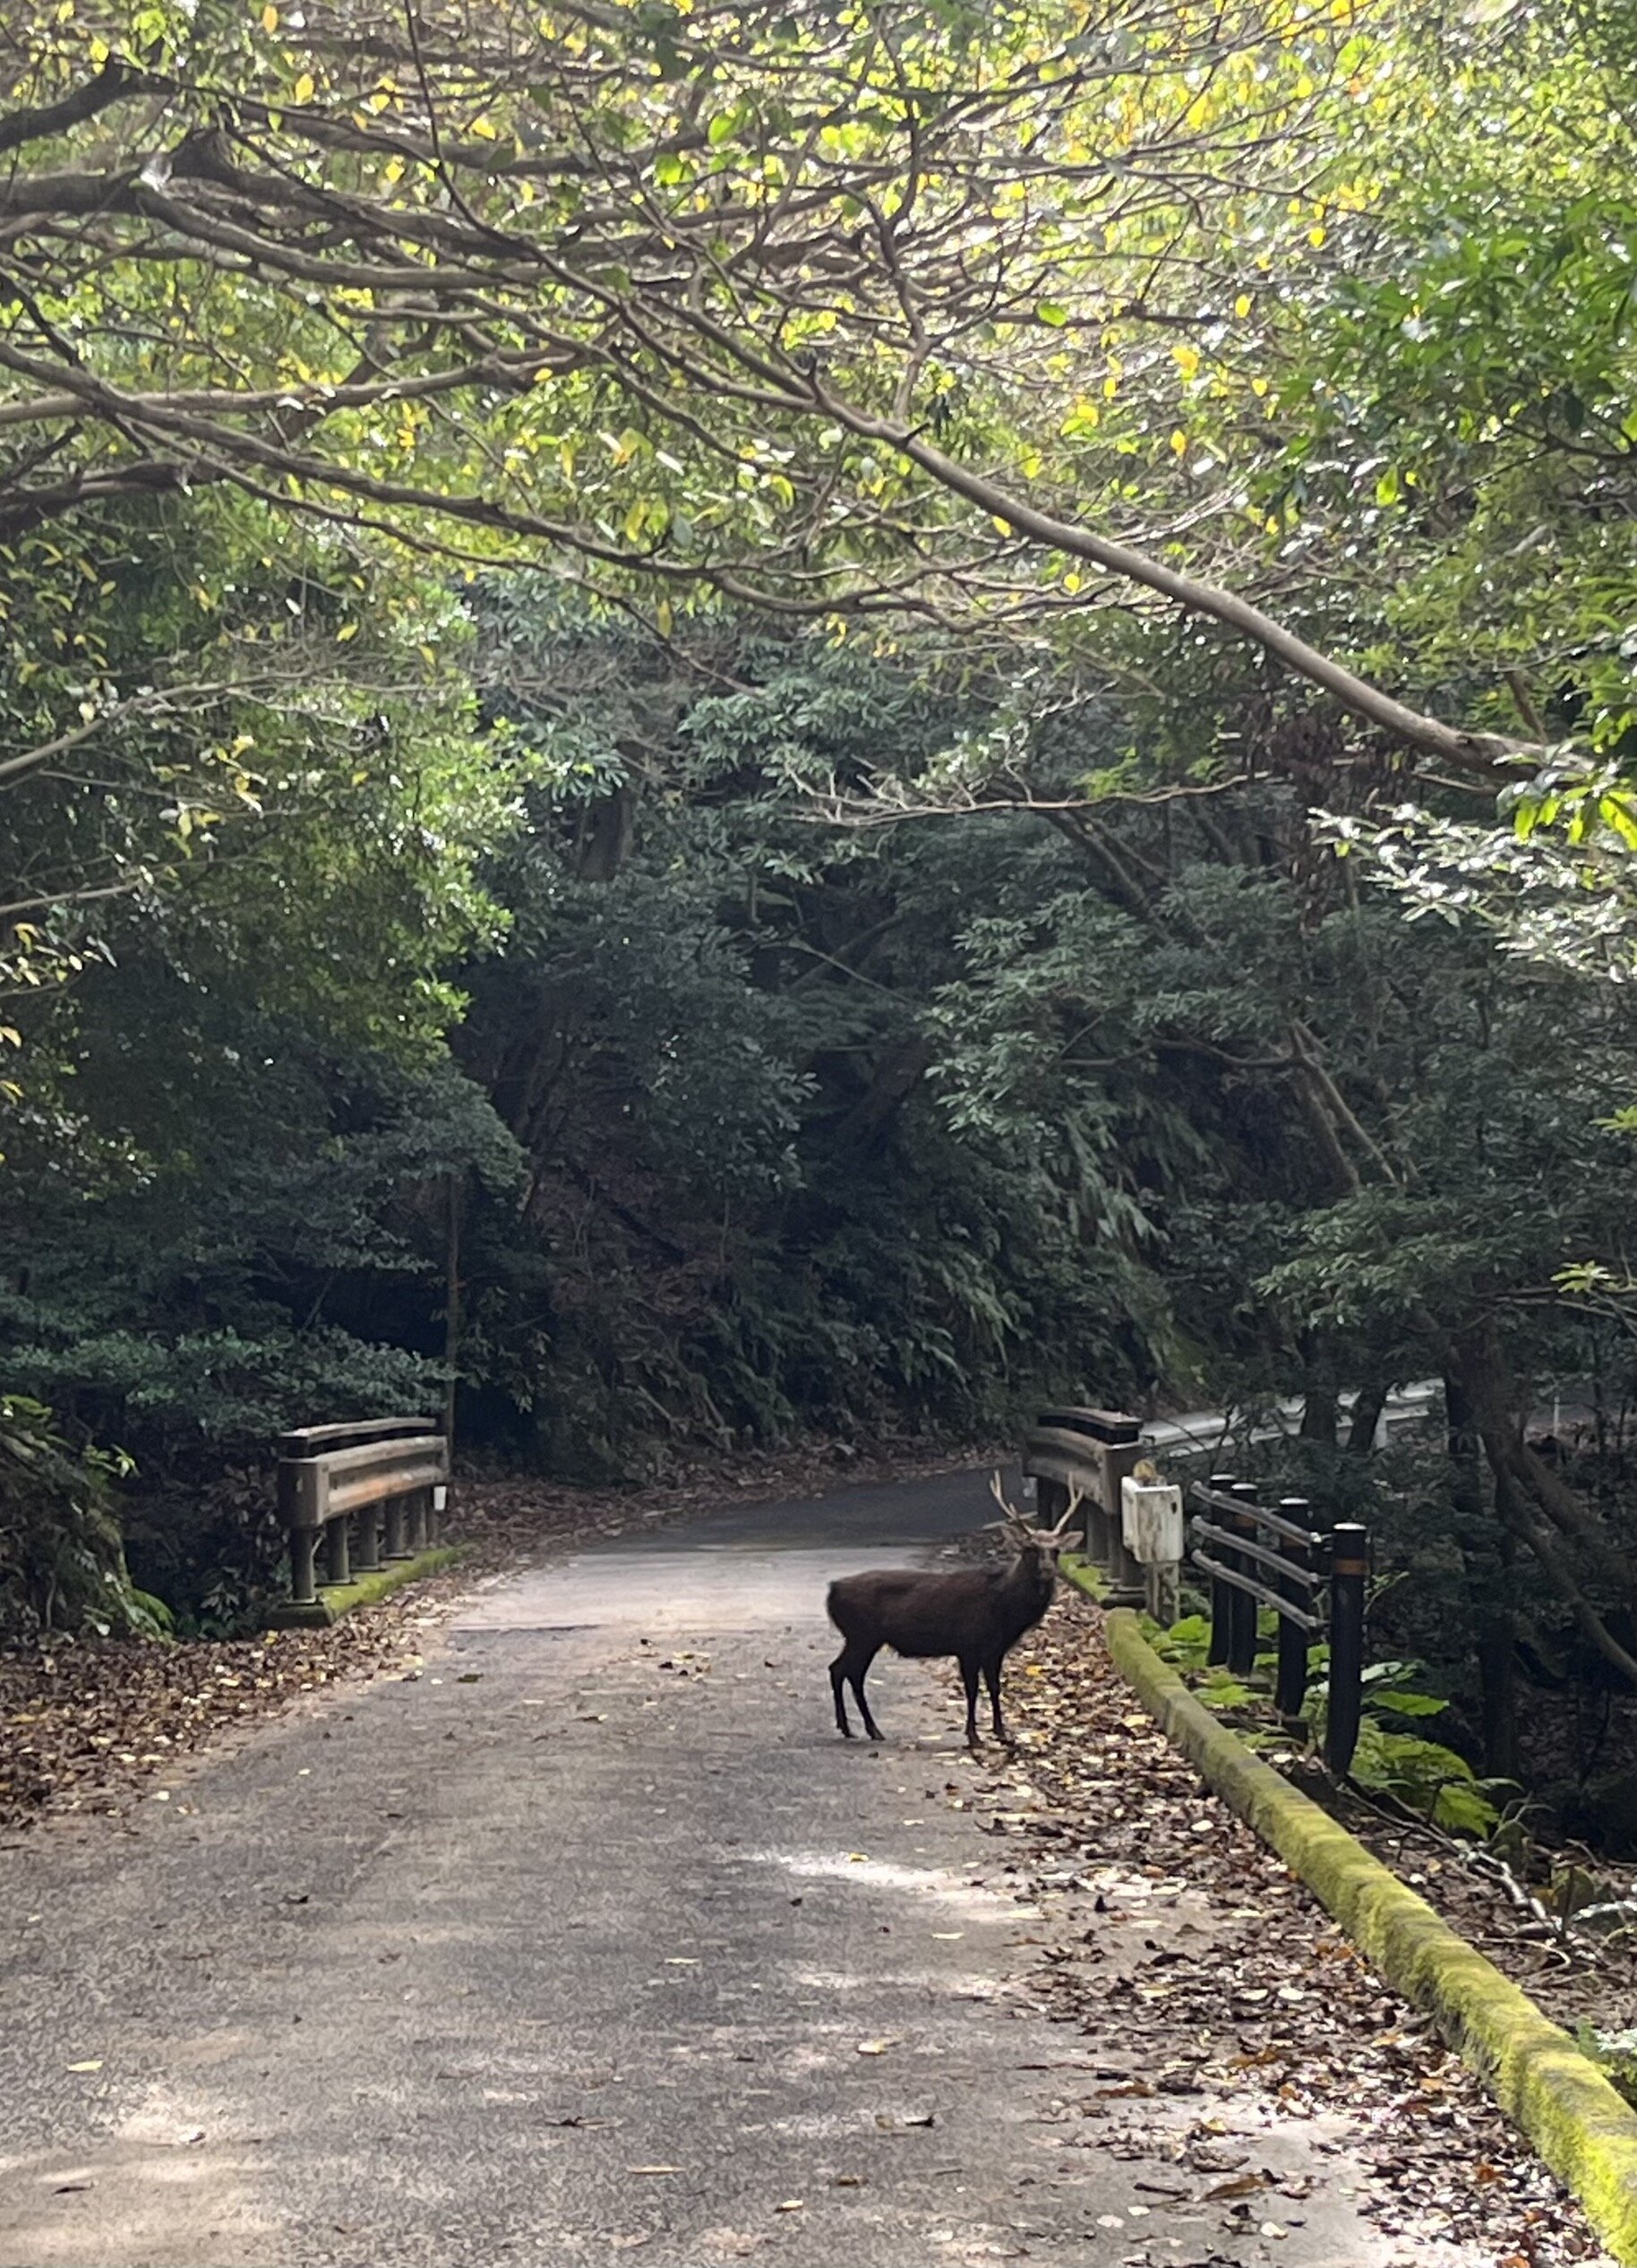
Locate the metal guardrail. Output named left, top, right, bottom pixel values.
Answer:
left=277, top=1417, right=450, bottom=1611
left=1021, top=1403, right=1370, bottom=1777
left=1021, top=1407, right=1145, bottom=1604
left=1189, top=1475, right=1367, bottom=1775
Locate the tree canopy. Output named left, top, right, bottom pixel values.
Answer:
left=0, top=0, right=1589, bottom=772
left=4, top=0, right=1637, bottom=1853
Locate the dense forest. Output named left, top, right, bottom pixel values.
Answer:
left=3, top=0, right=1636, bottom=1823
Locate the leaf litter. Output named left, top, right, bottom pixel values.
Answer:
left=959, top=1589, right=1616, bottom=2265
left=0, top=1441, right=981, bottom=1836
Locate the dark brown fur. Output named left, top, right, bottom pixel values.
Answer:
left=826, top=1530, right=1065, bottom=1748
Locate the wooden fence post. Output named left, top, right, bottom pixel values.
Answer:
left=1325, top=1521, right=1368, bottom=1776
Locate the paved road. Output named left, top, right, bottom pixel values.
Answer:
left=0, top=1472, right=1417, bottom=2266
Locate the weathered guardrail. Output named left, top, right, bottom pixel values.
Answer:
left=275, top=1416, right=449, bottom=1625
left=1022, top=1407, right=1146, bottom=1602
left=1188, top=1474, right=1367, bottom=1775
left=1023, top=1405, right=1369, bottom=1776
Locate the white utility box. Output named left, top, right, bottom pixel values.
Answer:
left=1120, top=1476, right=1184, bottom=1567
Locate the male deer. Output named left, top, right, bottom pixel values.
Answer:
left=826, top=1480, right=1080, bottom=1748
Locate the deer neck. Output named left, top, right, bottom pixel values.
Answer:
left=998, top=1548, right=1054, bottom=1623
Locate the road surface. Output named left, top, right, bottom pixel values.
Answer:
left=0, top=1472, right=1455, bottom=2265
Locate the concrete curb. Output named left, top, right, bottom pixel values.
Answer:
left=1067, top=1574, right=1637, bottom=2265
left=265, top=1545, right=465, bottom=1628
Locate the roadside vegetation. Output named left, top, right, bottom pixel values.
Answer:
left=3, top=3, right=1636, bottom=1871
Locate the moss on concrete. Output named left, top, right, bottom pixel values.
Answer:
left=1064, top=1568, right=1637, bottom=2266
left=265, top=1545, right=465, bottom=1630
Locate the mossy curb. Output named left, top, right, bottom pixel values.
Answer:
left=264, top=1545, right=465, bottom=1629
left=1064, top=1570, right=1637, bottom=2265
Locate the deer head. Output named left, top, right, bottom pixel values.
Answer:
left=986, top=1472, right=1080, bottom=1568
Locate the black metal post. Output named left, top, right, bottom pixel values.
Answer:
left=323, top=1513, right=350, bottom=1585
left=1227, top=1480, right=1259, bottom=1677
left=1275, top=1496, right=1312, bottom=1719
left=1205, top=1471, right=1236, bottom=1665
left=383, top=1491, right=407, bottom=1560
left=1325, top=1522, right=1368, bottom=1775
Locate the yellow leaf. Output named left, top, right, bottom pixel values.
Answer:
left=1251, top=376, right=1270, bottom=398
left=1235, top=293, right=1252, bottom=318
left=261, top=3, right=278, bottom=27
left=1308, top=224, right=1327, bottom=248
left=1170, top=430, right=1188, bottom=457
left=293, top=72, right=315, bottom=103
left=66, top=2059, right=103, bottom=2074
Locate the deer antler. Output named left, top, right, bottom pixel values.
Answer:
left=1049, top=1489, right=1083, bottom=1541
left=988, top=1471, right=1037, bottom=1533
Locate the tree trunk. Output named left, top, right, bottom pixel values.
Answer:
left=1298, top=1334, right=1338, bottom=1447
left=1444, top=1366, right=1518, bottom=1778
left=442, top=1172, right=464, bottom=1453
left=1346, top=1377, right=1389, bottom=1456
left=577, top=784, right=636, bottom=881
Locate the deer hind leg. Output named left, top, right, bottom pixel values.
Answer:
left=831, top=1639, right=883, bottom=1740
left=983, top=1653, right=1009, bottom=1745
left=960, top=1655, right=982, bottom=1748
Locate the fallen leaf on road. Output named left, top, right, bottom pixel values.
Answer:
left=773, top=2199, right=803, bottom=2212
left=855, top=2038, right=896, bottom=2056
left=626, top=2165, right=681, bottom=2177
left=65, top=2060, right=103, bottom=2073
left=1206, top=2174, right=1269, bottom=2201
